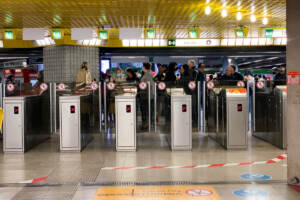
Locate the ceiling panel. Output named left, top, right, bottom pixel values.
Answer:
left=0, top=0, right=286, bottom=39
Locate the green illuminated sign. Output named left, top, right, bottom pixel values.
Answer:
left=99, top=30, right=108, bottom=39
left=188, top=30, right=198, bottom=38
left=146, top=29, right=155, bottom=39
left=168, top=39, right=176, bottom=47
left=4, top=30, right=14, bottom=39
left=236, top=30, right=244, bottom=37
left=265, top=29, right=274, bottom=37
left=52, top=30, right=62, bottom=39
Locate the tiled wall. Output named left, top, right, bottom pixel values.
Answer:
left=43, top=46, right=99, bottom=82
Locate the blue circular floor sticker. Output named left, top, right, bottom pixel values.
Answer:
left=234, top=189, right=268, bottom=198
left=240, top=173, right=271, bottom=181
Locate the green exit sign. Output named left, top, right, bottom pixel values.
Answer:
left=146, top=29, right=156, bottom=39
left=188, top=29, right=198, bottom=38
left=99, top=30, right=108, bottom=39
left=168, top=39, right=176, bottom=47
left=265, top=29, right=274, bottom=37
left=236, top=30, right=244, bottom=37
left=52, top=30, right=62, bottom=39
left=4, top=30, right=14, bottom=39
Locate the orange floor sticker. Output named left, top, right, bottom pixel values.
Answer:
left=93, top=185, right=221, bottom=200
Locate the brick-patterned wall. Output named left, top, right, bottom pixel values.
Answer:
left=43, top=46, right=99, bottom=82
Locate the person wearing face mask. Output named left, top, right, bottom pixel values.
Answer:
left=112, top=67, right=125, bottom=83
left=274, top=66, right=286, bottom=85
left=76, top=61, right=92, bottom=87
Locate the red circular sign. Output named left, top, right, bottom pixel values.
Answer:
left=139, top=82, right=148, bottom=90
left=237, top=81, right=245, bottom=88
left=206, top=81, right=215, bottom=90
left=185, top=189, right=213, bottom=197
left=57, top=83, right=67, bottom=91
left=39, top=83, right=48, bottom=91
left=158, top=82, right=166, bottom=90
left=6, top=83, right=15, bottom=92
left=91, top=82, right=99, bottom=91
left=256, top=81, right=265, bottom=89
left=107, top=82, right=116, bottom=90
left=188, top=81, right=196, bottom=90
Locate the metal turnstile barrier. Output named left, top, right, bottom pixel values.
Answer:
left=3, top=95, right=51, bottom=152
left=207, top=87, right=248, bottom=149
left=253, top=85, right=287, bottom=149
left=115, top=93, right=137, bottom=151
left=59, top=94, right=93, bottom=152
left=170, top=88, right=192, bottom=151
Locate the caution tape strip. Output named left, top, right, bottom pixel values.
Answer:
left=18, top=176, right=47, bottom=184
left=101, top=153, right=287, bottom=171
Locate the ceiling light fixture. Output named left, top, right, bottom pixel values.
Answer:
left=262, top=17, right=268, bottom=25
left=237, top=12, right=242, bottom=21
left=250, top=15, right=256, bottom=22
left=205, top=6, right=211, bottom=15
left=221, top=9, right=228, bottom=18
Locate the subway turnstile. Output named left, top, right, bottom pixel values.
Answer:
left=207, top=88, right=248, bottom=149
left=3, top=95, right=51, bottom=153
left=169, top=89, right=192, bottom=151
left=59, top=94, right=93, bottom=152
left=253, top=85, right=287, bottom=149
left=115, top=93, right=137, bottom=151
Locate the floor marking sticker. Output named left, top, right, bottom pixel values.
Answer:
left=93, top=185, right=221, bottom=200
left=233, top=189, right=268, bottom=198
left=101, top=153, right=287, bottom=171
left=240, top=173, right=271, bottom=181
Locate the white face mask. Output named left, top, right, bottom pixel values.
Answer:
left=137, top=73, right=142, bottom=78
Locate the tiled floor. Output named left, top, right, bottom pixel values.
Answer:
left=0, top=132, right=297, bottom=200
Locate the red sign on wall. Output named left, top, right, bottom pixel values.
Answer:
left=287, top=71, right=300, bottom=85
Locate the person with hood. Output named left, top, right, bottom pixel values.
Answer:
left=76, top=61, right=92, bottom=87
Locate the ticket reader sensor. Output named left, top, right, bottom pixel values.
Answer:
left=115, top=93, right=137, bottom=151
left=169, top=88, right=192, bottom=151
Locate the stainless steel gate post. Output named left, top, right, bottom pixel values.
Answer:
left=148, top=81, right=151, bottom=133
left=154, top=82, right=157, bottom=133
left=104, top=82, right=107, bottom=132
left=203, top=81, right=206, bottom=132
left=197, top=81, right=201, bottom=132
left=99, top=82, right=102, bottom=132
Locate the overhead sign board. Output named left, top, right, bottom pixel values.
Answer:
left=23, top=28, right=45, bottom=40
left=145, top=29, right=156, bottom=39
left=168, top=39, right=176, bottom=47
left=51, top=29, right=63, bottom=40
left=4, top=30, right=15, bottom=40
left=98, top=30, right=108, bottom=39
left=188, top=29, right=198, bottom=39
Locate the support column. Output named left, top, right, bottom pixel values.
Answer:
left=43, top=46, right=99, bottom=83
left=287, top=0, right=300, bottom=185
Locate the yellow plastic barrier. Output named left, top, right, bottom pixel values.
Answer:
left=0, top=108, right=3, bottom=132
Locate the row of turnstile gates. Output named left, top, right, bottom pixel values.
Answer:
left=1, top=82, right=287, bottom=153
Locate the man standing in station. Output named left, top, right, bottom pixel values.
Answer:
left=76, top=61, right=92, bottom=87
left=274, top=66, right=286, bottom=85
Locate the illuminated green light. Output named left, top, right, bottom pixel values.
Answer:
left=236, top=30, right=244, bottom=37
left=52, top=30, right=62, bottom=39
left=4, top=30, right=14, bottom=39
left=99, top=30, right=108, bottom=39
left=168, top=39, right=176, bottom=47
left=265, top=29, right=274, bottom=37
left=189, top=30, right=198, bottom=38
left=146, top=29, right=155, bottom=39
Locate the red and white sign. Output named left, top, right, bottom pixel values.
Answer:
left=91, top=82, right=99, bottom=91
left=186, top=189, right=213, bottom=197
left=139, top=82, right=148, bottom=90
left=237, top=81, right=245, bottom=88
left=39, top=83, right=48, bottom=91
left=6, top=83, right=15, bottom=92
left=287, top=71, right=300, bottom=85
left=107, top=82, right=116, bottom=90
left=188, top=81, right=196, bottom=90
left=158, top=82, right=166, bottom=90
left=57, top=83, right=67, bottom=91
left=256, top=81, right=265, bottom=89
left=206, top=81, right=215, bottom=90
